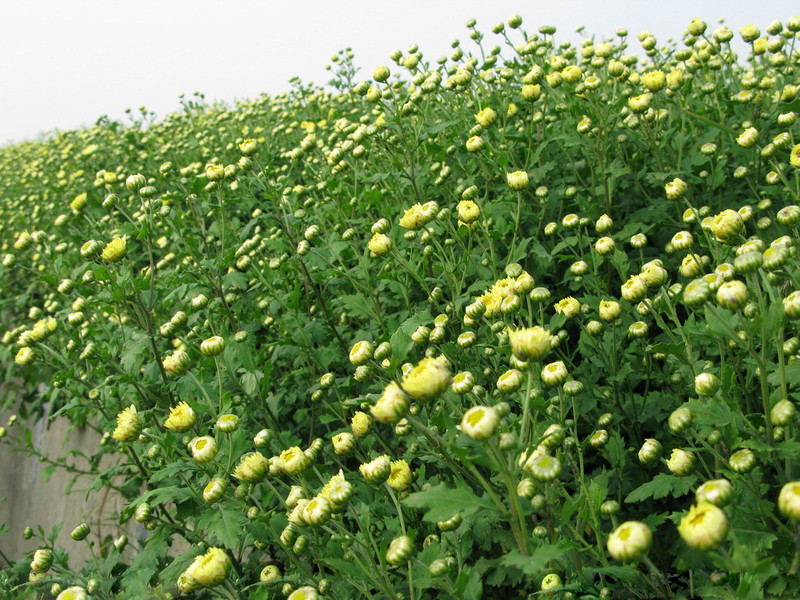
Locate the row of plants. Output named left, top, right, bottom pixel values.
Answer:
left=1, top=12, right=800, bottom=600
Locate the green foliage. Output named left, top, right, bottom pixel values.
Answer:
left=1, top=12, right=800, bottom=600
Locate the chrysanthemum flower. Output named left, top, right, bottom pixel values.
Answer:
left=359, top=455, right=391, bottom=483
left=460, top=406, right=499, bottom=440
left=607, top=521, right=652, bottom=561
left=233, top=452, right=268, bottom=482
left=371, top=382, right=409, bottom=423
left=778, top=481, right=800, bottom=520
left=184, top=547, right=230, bottom=588
left=509, top=326, right=553, bottom=361
left=401, top=355, right=450, bottom=400
left=279, top=446, right=310, bottom=475
left=101, top=238, right=126, bottom=262
left=555, top=296, right=580, bottom=318
left=112, top=405, right=142, bottom=442
left=387, top=459, right=413, bottom=490
left=677, top=502, right=729, bottom=550
left=164, top=401, right=195, bottom=432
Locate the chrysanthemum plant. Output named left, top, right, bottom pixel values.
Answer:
left=1, top=13, right=800, bottom=600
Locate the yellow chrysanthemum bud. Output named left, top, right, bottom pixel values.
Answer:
left=778, top=481, right=800, bottom=521
left=351, top=411, right=373, bottom=437
left=359, top=455, right=391, bottom=483
left=607, top=521, right=652, bottom=561
left=368, top=233, right=392, bottom=255
left=164, top=401, right=195, bottom=432
left=460, top=406, right=499, bottom=440
left=203, top=477, right=227, bottom=504
left=401, top=355, right=450, bottom=400
left=508, top=326, right=553, bottom=362
left=371, top=382, right=409, bottom=424
left=112, top=405, right=142, bottom=442
left=233, top=452, right=268, bottom=483
left=696, top=479, right=733, bottom=506
left=555, top=296, right=580, bottom=317
left=399, top=204, right=424, bottom=229
left=506, top=170, right=530, bottom=190
left=665, top=177, right=687, bottom=200
left=475, top=107, right=498, bottom=128
left=642, top=70, right=666, bottom=91
left=30, top=548, right=53, bottom=573
left=279, top=446, right=311, bottom=475
left=184, top=547, right=231, bottom=588
left=101, top=238, right=126, bottom=262
left=710, top=209, right=744, bottom=243
left=457, top=200, right=480, bottom=224
left=387, top=459, right=413, bottom=490
left=200, top=335, right=225, bottom=357
left=56, top=586, right=88, bottom=600
left=332, top=432, right=355, bottom=455
left=15, top=347, right=34, bottom=365
left=677, top=502, right=729, bottom=550
left=190, top=436, right=218, bottom=463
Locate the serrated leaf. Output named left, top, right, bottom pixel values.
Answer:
left=768, top=362, right=800, bottom=387
left=625, top=473, right=697, bottom=503
left=195, top=504, right=246, bottom=549
left=455, top=566, right=483, bottom=600
left=589, top=564, right=642, bottom=584
left=390, top=311, right=433, bottom=363
left=120, top=533, right=169, bottom=595
left=120, top=332, right=151, bottom=374
left=403, top=482, right=493, bottom=522
left=341, top=294, right=374, bottom=320
left=498, top=544, right=570, bottom=576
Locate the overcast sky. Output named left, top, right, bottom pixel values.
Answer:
left=1, top=0, right=798, bottom=146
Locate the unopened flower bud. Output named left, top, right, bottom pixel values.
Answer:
left=678, top=502, right=728, bottom=550
left=607, top=521, right=652, bottom=562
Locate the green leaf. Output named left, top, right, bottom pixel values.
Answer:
left=589, top=564, right=642, bottom=584
left=768, top=362, right=800, bottom=388
left=341, top=294, right=374, bottom=320
left=403, top=482, right=493, bottom=522
left=120, top=533, right=169, bottom=595
left=223, top=270, right=248, bottom=289
left=323, top=557, right=366, bottom=580
left=625, top=473, right=697, bottom=503
left=240, top=369, right=264, bottom=396
left=455, top=565, right=483, bottom=600
left=120, top=332, right=151, bottom=374
left=390, top=311, right=433, bottom=363
left=704, top=305, right=741, bottom=344
left=195, top=504, right=246, bottom=549
left=498, top=544, right=570, bottom=576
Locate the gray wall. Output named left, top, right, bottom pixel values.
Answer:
left=0, top=402, right=131, bottom=571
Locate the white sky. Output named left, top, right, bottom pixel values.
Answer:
left=1, top=0, right=798, bottom=145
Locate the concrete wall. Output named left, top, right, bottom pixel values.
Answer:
left=0, top=401, right=130, bottom=570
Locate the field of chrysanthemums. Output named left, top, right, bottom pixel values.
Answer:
left=1, top=13, right=800, bottom=600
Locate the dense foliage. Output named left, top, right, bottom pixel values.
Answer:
left=2, top=13, right=800, bottom=600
